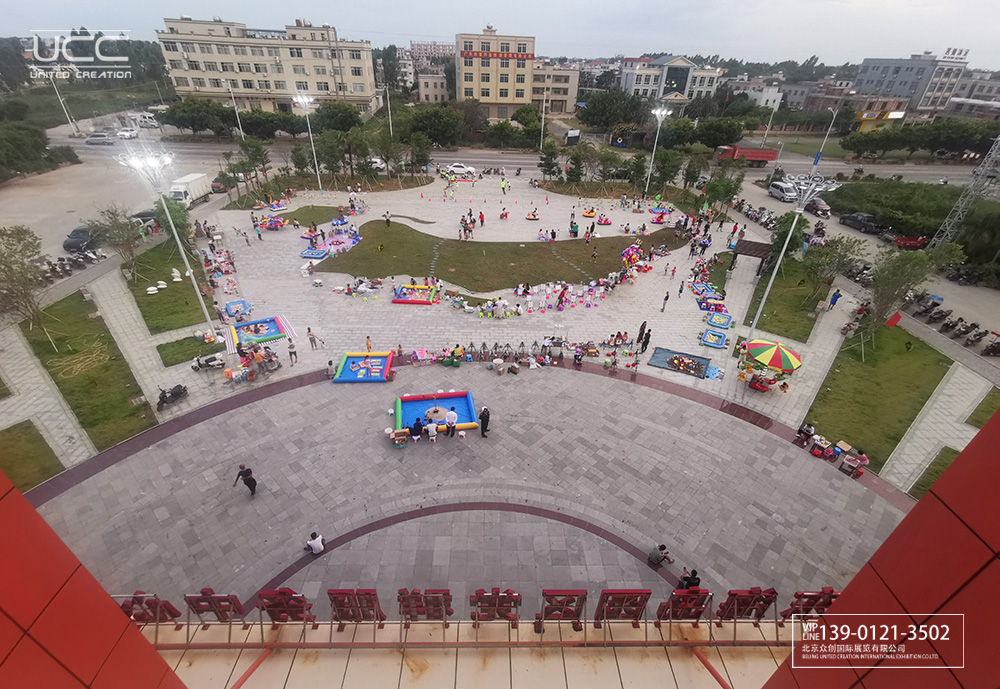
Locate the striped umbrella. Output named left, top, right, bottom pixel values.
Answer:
left=745, top=339, right=803, bottom=372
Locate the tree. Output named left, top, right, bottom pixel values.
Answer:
left=682, top=158, right=703, bottom=189
left=576, top=140, right=600, bottom=180
left=511, top=104, right=541, bottom=128
left=239, top=110, right=281, bottom=139
left=660, top=118, right=696, bottom=148
left=405, top=132, right=432, bottom=176
left=703, top=170, right=745, bottom=213
left=0, top=224, right=43, bottom=322
left=484, top=120, right=518, bottom=147
left=449, top=99, right=488, bottom=141
left=694, top=117, right=745, bottom=149
left=577, top=90, right=649, bottom=130
left=312, top=102, right=363, bottom=133
left=354, top=159, right=379, bottom=181
left=566, top=151, right=584, bottom=183
left=344, top=127, right=370, bottom=177
left=237, top=137, right=271, bottom=187
left=800, top=235, right=865, bottom=300
left=410, top=106, right=463, bottom=146
left=653, top=148, right=684, bottom=187
left=159, top=99, right=233, bottom=136
left=442, top=57, right=456, bottom=100
left=274, top=111, right=305, bottom=138
left=627, top=153, right=648, bottom=189
left=538, top=140, right=562, bottom=180
left=315, top=129, right=345, bottom=177
left=371, top=128, right=402, bottom=176
left=596, top=149, right=623, bottom=181
left=769, top=212, right=805, bottom=268
left=0, top=99, right=28, bottom=121
left=0, top=38, right=31, bottom=91
left=290, top=143, right=312, bottom=175
left=88, top=206, right=144, bottom=278
left=153, top=198, right=190, bottom=241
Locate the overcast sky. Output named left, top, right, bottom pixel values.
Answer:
left=10, top=0, right=1000, bottom=71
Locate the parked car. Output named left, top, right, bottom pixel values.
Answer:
left=211, top=178, right=233, bottom=193
left=367, top=157, right=387, bottom=171
left=63, top=226, right=91, bottom=252
left=839, top=212, right=888, bottom=234
left=768, top=181, right=797, bottom=202
left=132, top=209, right=156, bottom=228
left=805, top=197, right=831, bottom=216
left=117, top=127, right=139, bottom=139
left=85, top=132, right=115, bottom=145
left=895, top=235, right=929, bottom=250
left=445, top=162, right=475, bottom=175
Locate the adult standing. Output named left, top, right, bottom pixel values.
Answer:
left=661, top=292, right=670, bottom=312
left=255, top=223, right=262, bottom=241
left=678, top=280, right=685, bottom=297
left=287, top=339, right=297, bottom=366
left=383, top=211, right=392, bottom=227
left=444, top=406, right=458, bottom=437
left=479, top=211, right=485, bottom=228
left=637, top=321, right=647, bottom=346
left=828, top=289, right=842, bottom=311
left=642, top=329, right=652, bottom=353
left=233, top=464, right=257, bottom=496
left=478, top=407, right=491, bottom=438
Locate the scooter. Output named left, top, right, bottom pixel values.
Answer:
left=191, top=354, right=225, bottom=371
left=67, top=253, right=87, bottom=270
left=982, top=341, right=1000, bottom=357
left=156, top=384, right=188, bottom=411
left=56, top=257, right=72, bottom=276
left=46, top=261, right=63, bottom=278
left=515, top=168, right=521, bottom=176
left=953, top=321, right=978, bottom=338
left=927, top=308, right=951, bottom=323
left=965, top=330, right=989, bottom=347
left=914, top=299, right=941, bottom=317
left=940, top=316, right=962, bottom=333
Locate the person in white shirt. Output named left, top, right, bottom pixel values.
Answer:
left=427, top=422, right=438, bottom=442
left=304, top=532, right=326, bottom=554
left=444, top=407, right=458, bottom=437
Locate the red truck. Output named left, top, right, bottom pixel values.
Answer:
left=715, top=145, right=780, bottom=168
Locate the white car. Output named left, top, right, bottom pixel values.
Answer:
left=445, top=163, right=475, bottom=175
left=367, top=157, right=387, bottom=171
left=117, top=127, right=139, bottom=139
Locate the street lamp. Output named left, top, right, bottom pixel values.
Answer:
left=746, top=173, right=840, bottom=343
left=812, top=108, right=838, bottom=174
left=116, top=151, right=217, bottom=340
left=644, top=107, right=672, bottom=195
left=538, top=86, right=549, bottom=151
left=383, top=86, right=394, bottom=138
left=293, top=94, right=323, bottom=192
left=226, top=82, right=246, bottom=141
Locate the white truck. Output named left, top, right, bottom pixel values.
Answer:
left=169, top=174, right=212, bottom=209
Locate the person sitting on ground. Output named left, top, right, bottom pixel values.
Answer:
left=410, top=417, right=424, bottom=442
left=303, top=532, right=326, bottom=554
left=797, top=421, right=816, bottom=444
left=677, top=568, right=701, bottom=589
left=648, top=544, right=675, bottom=565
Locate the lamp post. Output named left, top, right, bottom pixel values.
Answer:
left=49, top=73, right=81, bottom=136
left=538, top=86, right=549, bottom=151
left=760, top=106, right=776, bottom=149
left=116, top=151, right=217, bottom=340
left=293, top=94, right=323, bottom=192
left=644, top=107, right=672, bottom=195
left=812, top=108, right=838, bottom=174
left=227, top=82, right=246, bottom=141
left=746, top=173, right=840, bottom=343
left=384, top=86, right=394, bottom=138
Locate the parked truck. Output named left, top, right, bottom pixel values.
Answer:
left=169, top=174, right=212, bottom=209
left=714, top=145, right=780, bottom=168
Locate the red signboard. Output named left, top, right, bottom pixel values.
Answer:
left=459, top=51, right=534, bottom=60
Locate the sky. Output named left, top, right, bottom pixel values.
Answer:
left=9, top=0, right=1000, bottom=71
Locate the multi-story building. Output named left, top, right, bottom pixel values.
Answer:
left=855, top=49, right=968, bottom=119
left=157, top=16, right=379, bottom=115
left=531, top=63, right=579, bottom=115
left=417, top=73, right=450, bottom=103
left=409, top=40, right=455, bottom=64
left=620, top=55, right=696, bottom=102
left=455, top=25, right=535, bottom=120
left=801, top=79, right=857, bottom=112
left=687, top=66, right=724, bottom=99
left=733, top=84, right=783, bottom=110
left=778, top=81, right=817, bottom=110
left=398, top=59, right=415, bottom=89
left=942, top=70, right=1000, bottom=120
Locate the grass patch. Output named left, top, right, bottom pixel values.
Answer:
left=0, top=420, right=64, bottom=493
left=0, top=374, right=9, bottom=400
left=908, top=447, right=961, bottom=500
left=1, top=81, right=171, bottom=130
left=966, top=387, right=1000, bottom=429
left=539, top=180, right=700, bottom=208
left=20, top=292, right=156, bottom=451
left=282, top=204, right=339, bottom=228
left=156, top=338, right=226, bottom=367
left=742, top=258, right=819, bottom=343
left=223, top=174, right=434, bottom=210
left=394, top=215, right=435, bottom=224
left=317, top=221, right=686, bottom=292
left=708, top=252, right=733, bottom=292
left=768, top=135, right=849, bottom=161
left=127, top=242, right=216, bottom=334
left=806, top=324, right=952, bottom=472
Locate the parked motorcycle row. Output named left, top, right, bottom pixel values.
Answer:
left=36, top=249, right=108, bottom=284
left=909, top=293, right=999, bottom=355
left=730, top=198, right=779, bottom=231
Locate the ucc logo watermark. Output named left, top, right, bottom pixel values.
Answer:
left=30, top=30, right=132, bottom=79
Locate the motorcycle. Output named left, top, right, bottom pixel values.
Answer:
left=854, top=167, right=865, bottom=176
left=914, top=299, right=942, bottom=317
left=156, top=384, right=188, bottom=411
left=965, top=330, right=989, bottom=347
left=940, top=316, right=963, bottom=333
left=56, top=257, right=72, bottom=277
left=67, top=253, right=87, bottom=270
left=191, top=354, right=225, bottom=371
left=46, top=260, right=63, bottom=279
left=515, top=167, right=521, bottom=176
left=953, top=321, right=978, bottom=338
left=982, top=341, right=1000, bottom=357
left=927, top=308, right=952, bottom=324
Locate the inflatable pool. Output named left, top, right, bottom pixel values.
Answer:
left=331, top=217, right=348, bottom=227
left=332, top=351, right=394, bottom=383
left=706, top=313, right=732, bottom=329
left=300, top=248, right=329, bottom=260
left=393, top=284, right=437, bottom=305
left=395, top=390, right=478, bottom=434
left=649, top=207, right=671, bottom=214
left=701, top=329, right=729, bottom=349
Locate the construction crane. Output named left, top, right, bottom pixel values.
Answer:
left=929, top=135, right=1000, bottom=248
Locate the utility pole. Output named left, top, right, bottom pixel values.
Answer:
left=49, top=74, right=81, bottom=136
left=930, top=136, right=1000, bottom=248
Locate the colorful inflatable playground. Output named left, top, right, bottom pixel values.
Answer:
left=392, top=284, right=437, bottom=305
left=394, top=390, right=478, bottom=434
left=332, top=351, right=394, bottom=383
left=221, top=315, right=296, bottom=353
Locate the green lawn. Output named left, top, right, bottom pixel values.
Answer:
left=966, top=387, right=1000, bottom=429
left=128, top=241, right=216, bottom=334
left=909, top=447, right=961, bottom=500
left=539, top=181, right=700, bottom=210
left=1, top=81, right=171, bottom=130
left=20, top=292, right=156, bottom=451
left=223, top=174, right=434, bottom=210
left=0, top=374, right=9, bottom=400
left=0, top=420, right=64, bottom=492
left=742, top=258, right=819, bottom=343
left=708, top=252, right=733, bottom=292
left=769, top=135, right=849, bottom=161
left=317, top=220, right=686, bottom=292
left=806, top=324, right=952, bottom=472
left=156, top=338, right=226, bottom=367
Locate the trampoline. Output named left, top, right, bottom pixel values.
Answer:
left=393, top=284, right=437, bottom=305
left=332, top=351, right=394, bottom=383
left=701, top=330, right=729, bottom=349
left=395, top=391, right=478, bottom=434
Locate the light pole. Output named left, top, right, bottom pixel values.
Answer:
left=384, top=86, right=394, bottom=138
left=538, top=86, right=549, bottom=151
left=293, top=94, right=323, bottom=192
left=776, top=141, right=785, bottom=162
left=644, top=107, right=672, bottom=195
left=116, top=151, right=217, bottom=340
left=227, top=82, right=246, bottom=141
left=812, top=107, right=838, bottom=174
left=746, top=173, right=839, bottom=343
left=760, top=106, right=776, bottom=149
left=49, top=73, right=81, bottom=136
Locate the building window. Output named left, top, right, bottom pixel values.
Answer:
left=634, top=88, right=641, bottom=95
left=293, top=65, right=306, bottom=74
left=516, top=59, right=526, bottom=69
left=434, top=95, right=439, bottom=102
left=192, top=78, right=206, bottom=87
left=464, top=73, right=473, bottom=82
left=534, top=75, right=545, bottom=83
left=337, top=82, right=347, bottom=91
left=481, top=73, right=490, bottom=82
left=254, top=64, right=267, bottom=73
left=517, top=43, right=527, bottom=53
left=274, top=80, right=286, bottom=89
left=267, top=47, right=280, bottom=57
left=349, top=50, right=362, bottom=60
left=516, top=74, right=525, bottom=83
left=481, top=58, right=490, bottom=68
left=289, top=48, right=302, bottom=58
left=480, top=42, right=490, bottom=52
left=554, top=75, right=568, bottom=83
left=312, top=50, right=325, bottom=59
left=464, top=87, right=474, bottom=97
left=498, top=106, right=508, bottom=119
left=357, top=103, right=369, bottom=113
left=351, top=67, right=363, bottom=77
left=233, top=46, right=247, bottom=55
left=533, top=88, right=544, bottom=95
left=258, top=80, right=270, bottom=90
left=499, top=73, right=509, bottom=83
left=295, top=80, right=308, bottom=90
left=187, top=61, right=201, bottom=71
left=464, top=57, right=473, bottom=68
left=242, top=79, right=254, bottom=89
left=425, top=95, right=430, bottom=101
left=481, top=88, right=490, bottom=98
left=216, top=45, right=231, bottom=55
left=463, top=41, right=473, bottom=51
left=203, top=61, right=218, bottom=71
left=197, top=44, right=212, bottom=54
left=317, top=82, right=329, bottom=91
left=221, top=63, right=235, bottom=72
left=352, top=83, right=365, bottom=92
left=500, top=42, right=510, bottom=52
left=181, top=42, right=196, bottom=52
left=499, top=88, right=508, bottom=98
left=238, top=63, right=251, bottom=73
left=251, top=47, right=264, bottom=56
left=168, top=60, right=182, bottom=70
left=707, top=77, right=714, bottom=86
left=209, top=78, right=223, bottom=88
left=227, top=79, right=238, bottom=89
left=500, top=59, right=509, bottom=69
left=174, top=77, right=189, bottom=87
left=314, top=65, right=325, bottom=75
left=163, top=41, right=178, bottom=52
left=515, top=88, right=524, bottom=98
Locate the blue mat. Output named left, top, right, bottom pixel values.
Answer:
left=647, top=347, right=711, bottom=379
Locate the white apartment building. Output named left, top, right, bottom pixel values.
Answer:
left=455, top=25, right=535, bottom=120
left=733, top=84, right=783, bottom=110
left=417, top=73, right=450, bottom=103
left=688, top=67, right=724, bottom=99
left=531, top=63, right=579, bottom=114
left=158, top=16, right=379, bottom=115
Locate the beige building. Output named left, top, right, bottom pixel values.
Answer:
left=158, top=16, right=379, bottom=115
left=455, top=25, right=535, bottom=120
left=417, top=73, right=450, bottom=103
left=688, top=67, right=724, bottom=99
left=531, top=63, right=579, bottom=114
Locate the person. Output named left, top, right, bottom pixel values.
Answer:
left=383, top=211, right=392, bottom=227
left=851, top=449, right=871, bottom=477
left=479, top=211, right=485, bottom=227
left=648, top=544, right=674, bottom=565
left=479, top=407, right=490, bottom=438
left=327, top=360, right=337, bottom=379
left=426, top=421, right=438, bottom=442
left=574, top=347, right=584, bottom=365
left=591, top=247, right=598, bottom=262
left=678, top=280, right=685, bottom=297
left=677, top=568, right=700, bottom=589
left=233, top=464, right=257, bottom=496
left=287, top=339, right=297, bottom=366
left=642, top=329, right=652, bottom=353
left=637, top=320, right=647, bottom=346
left=797, top=421, right=816, bottom=445
left=661, top=292, right=670, bottom=312
left=366, top=335, right=372, bottom=352
left=828, top=289, right=842, bottom=311
left=307, top=327, right=319, bottom=350
left=444, top=406, right=458, bottom=437
left=410, top=417, right=424, bottom=442
left=304, top=532, right=326, bottom=554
